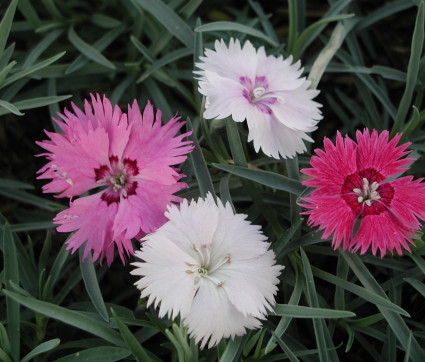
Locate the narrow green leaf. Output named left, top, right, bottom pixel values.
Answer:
left=187, top=118, right=215, bottom=198
left=392, top=1, right=424, bottom=135
left=410, top=254, right=425, bottom=275
left=130, top=35, right=156, bottom=63
left=23, top=29, right=63, bottom=68
left=0, top=99, right=24, bottom=116
left=248, top=0, right=279, bottom=44
left=0, top=323, right=11, bottom=355
left=195, top=21, right=278, bottom=47
left=402, top=106, right=421, bottom=138
left=308, top=19, right=356, bottom=89
left=137, top=47, right=192, bottom=83
left=342, top=252, right=425, bottom=361
left=324, top=63, right=406, bottom=82
left=293, top=14, right=355, bottom=59
left=46, top=241, right=70, bottom=296
left=55, top=346, right=131, bottom=362
left=79, top=249, right=109, bottom=322
left=2, top=289, right=124, bottom=346
left=273, top=219, right=303, bottom=259
left=164, top=328, right=185, bottom=361
left=67, top=25, right=125, bottom=74
left=405, top=278, right=425, bottom=299
left=219, top=335, right=248, bottom=362
left=0, top=61, right=16, bottom=86
left=300, top=248, right=329, bottom=361
left=0, top=178, right=34, bottom=189
left=403, top=331, right=413, bottom=362
left=132, top=0, right=194, bottom=48
left=287, top=0, right=298, bottom=54
left=38, top=232, right=51, bottom=274
left=273, top=304, right=355, bottom=319
left=357, top=0, right=415, bottom=30
left=91, top=13, right=122, bottom=28
left=0, top=0, right=18, bottom=58
left=298, top=0, right=353, bottom=56
left=17, top=0, right=41, bottom=28
left=0, top=51, right=66, bottom=89
left=312, top=266, right=410, bottom=316
left=0, top=95, right=71, bottom=116
left=265, top=265, right=303, bottom=354
left=213, top=164, right=304, bottom=195
left=271, top=332, right=300, bottom=362
left=111, top=308, right=151, bottom=361
left=21, top=339, right=60, bottom=362
left=0, top=349, right=12, bottom=362
left=3, top=224, right=20, bottom=361
left=10, top=221, right=55, bottom=232
left=68, top=26, right=115, bottom=70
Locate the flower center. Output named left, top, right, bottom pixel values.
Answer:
left=353, top=178, right=381, bottom=206
left=240, top=76, right=285, bottom=114
left=94, top=155, right=139, bottom=205
left=341, top=168, right=394, bottom=216
left=186, top=243, right=231, bottom=288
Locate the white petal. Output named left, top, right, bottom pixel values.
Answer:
left=246, top=110, right=315, bottom=159
left=213, top=251, right=283, bottom=317
left=195, top=38, right=257, bottom=83
left=131, top=237, right=197, bottom=319
left=184, top=280, right=262, bottom=349
left=199, top=71, right=250, bottom=122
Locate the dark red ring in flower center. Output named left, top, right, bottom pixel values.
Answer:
left=341, top=167, right=394, bottom=216
left=94, top=155, right=139, bottom=205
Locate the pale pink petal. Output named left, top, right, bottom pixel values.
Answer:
left=195, top=37, right=322, bottom=159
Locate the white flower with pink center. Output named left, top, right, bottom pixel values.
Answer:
left=195, top=38, right=323, bottom=159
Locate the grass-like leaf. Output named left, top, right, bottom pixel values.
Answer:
left=312, top=266, right=410, bottom=316
left=21, top=339, right=60, bottom=362
left=0, top=99, right=24, bottom=115
left=55, top=346, right=131, bottom=362
left=111, top=308, right=152, bottom=361
left=2, top=289, right=124, bottom=346
left=308, top=19, right=356, bottom=89
left=68, top=26, right=115, bottom=70
left=132, top=0, right=194, bottom=49
left=2, top=224, right=20, bottom=361
left=274, top=304, right=355, bottom=319
left=0, top=51, right=65, bottom=89
left=137, top=47, right=192, bottom=83
left=0, top=0, right=17, bottom=58
left=300, top=248, right=333, bottom=361
left=342, top=252, right=425, bottom=360
left=391, top=1, right=424, bottom=135
left=187, top=118, right=215, bottom=198
left=0, top=95, right=72, bottom=116
left=213, top=163, right=304, bottom=196
left=79, top=249, right=109, bottom=322
left=195, top=21, right=279, bottom=47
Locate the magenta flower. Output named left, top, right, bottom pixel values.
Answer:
left=37, top=94, right=193, bottom=265
left=299, top=129, right=425, bottom=257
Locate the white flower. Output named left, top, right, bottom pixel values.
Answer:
left=131, top=193, right=283, bottom=349
left=194, top=38, right=323, bottom=159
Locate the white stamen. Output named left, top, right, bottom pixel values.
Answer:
left=354, top=178, right=381, bottom=206
left=253, top=87, right=266, bottom=98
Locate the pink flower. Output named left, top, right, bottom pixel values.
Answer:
left=194, top=38, right=322, bottom=159
left=37, top=94, right=193, bottom=265
left=299, top=129, right=425, bottom=257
